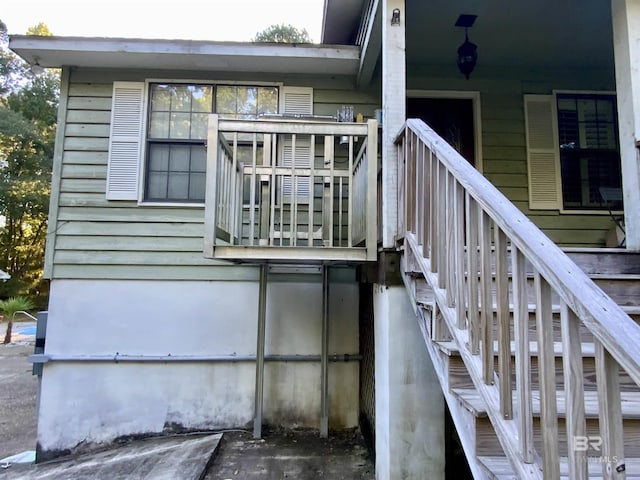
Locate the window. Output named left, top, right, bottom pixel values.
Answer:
left=106, top=82, right=308, bottom=203
left=144, top=83, right=278, bottom=203
left=557, top=94, right=622, bottom=210
left=524, top=93, right=623, bottom=212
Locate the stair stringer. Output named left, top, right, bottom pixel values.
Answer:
left=401, top=236, right=543, bottom=479
left=401, top=264, right=490, bottom=480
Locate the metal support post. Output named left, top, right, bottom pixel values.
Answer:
left=320, top=265, right=330, bottom=438
left=253, top=264, right=268, bottom=439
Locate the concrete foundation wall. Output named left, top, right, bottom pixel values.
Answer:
left=374, top=285, right=444, bottom=480
left=37, top=278, right=359, bottom=454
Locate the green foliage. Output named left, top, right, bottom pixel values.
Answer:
left=253, top=24, right=311, bottom=44
left=26, top=23, right=52, bottom=37
left=0, top=24, right=58, bottom=304
left=0, top=295, right=35, bottom=318
left=1, top=295, right=35, bottom=344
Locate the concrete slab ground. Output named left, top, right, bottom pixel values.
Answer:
left=204, top=429, right=375, bottom=479
left=0, top=322, right=375, bottom=479
left=0, top=434, right=222, bottom=480
left=0, top=341, right=38, bottom=461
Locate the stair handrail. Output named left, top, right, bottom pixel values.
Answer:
left=396, top=118, right=640, bottom=478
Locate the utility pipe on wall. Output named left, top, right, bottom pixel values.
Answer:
left=29, top=353, right=362, bottom=364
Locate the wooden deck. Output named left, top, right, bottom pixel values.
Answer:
left=203, top=116, right=378, bottom=263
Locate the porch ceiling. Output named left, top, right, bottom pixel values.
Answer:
left=322, top=0, right=615, bottom=71
left=406, top=0, right=614, bottom=69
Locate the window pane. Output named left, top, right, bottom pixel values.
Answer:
left=238, top=87, right=258, bottom=116
left=147, top=172, right=168, bottom=199
left=172, top=85, right=192, bottom=112
left=151, top=85, right=171, bottom=111
left=192, top=86, right=213, bottom=112
left=148, top=144, right=170, bottom=171
left=558, top=94, right=622, bottom=210
left=191, top=145, right=206, bottom=172
left=191, top=113, right=209, bottom=139
left=258, top=87, right=278, bottom=115
left=170, top=112, right=191, bottom=138
left=149, top=112, right=170, bottom=138
left=597, top=99, right=614, bottom=122
left=170, top=145, right=191, bottom=172
left=189, top=172, right=206, bottom=199
left=168, top=172, right=189, bottom=199
left=216, top=86, right=237, bottom=114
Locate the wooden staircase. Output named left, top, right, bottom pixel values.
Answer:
left=395, top=119, right=640, bottom=479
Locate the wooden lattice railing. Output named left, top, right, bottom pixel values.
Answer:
left=204, top=115, right=378, bottom=262
left=396, top=119, right=640, bottom=479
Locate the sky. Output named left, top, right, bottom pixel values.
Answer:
left=1, top=0, right=325, bottom=42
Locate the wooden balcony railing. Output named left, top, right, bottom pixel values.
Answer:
left=204, top=115, right=378, bottom=262
left=396, top=119, right=640, bottom=479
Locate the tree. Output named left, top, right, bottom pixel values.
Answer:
left=1, top=295, right=35, bottom=344
left=0, top=22, right=58, bottom=306
left=253, top=24, right=311, bottom=43
left=26, top=23, right=52, bottom=37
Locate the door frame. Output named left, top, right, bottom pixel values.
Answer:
left=406, top=90, right=483, bottom=173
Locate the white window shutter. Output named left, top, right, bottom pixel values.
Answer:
left=106, top=82, right=144, bottom=200
left=280, top=86, right=313, bottom=116
left=279, top=87, right=314, bottom=199
left=524, top=95, right=561, bottom=210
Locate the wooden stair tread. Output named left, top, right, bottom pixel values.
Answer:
left=452, top=388, right=640, bottom=419
left=437, top=340, right=597, bottom=357
left=478, top=455, right=640, bottom=479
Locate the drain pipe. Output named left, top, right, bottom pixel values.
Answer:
left=320, top=265, right=330, bottom=438
left=29, top=353, right=362, bottom=364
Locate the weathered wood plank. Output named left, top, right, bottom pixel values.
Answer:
left=61, top=164, right=107, bottom=179
left=512, top=247, right=534, bottom=463
left=56, top=221, right=204, bottom=237
left=560, top=302, right=588, bottom=480
left=52, top=264, right=258, bottom=281
left=62, top=151, right=108, bottom=165
left=535, top=273, right=560, bottom=480
left=595, top=340, right=626, bottom=478
left=67, top=96, right=113, bottom=111
left=454, top=180, right=466, bottom=329
left=466, top=194, right=480, bottom=355
left=63, top=137, right=109, bottom=152
left=59, top=179, right=106, bottom=194
left=53, top=250, right=223, bottom=266
left=479, top=211, right=494, bottom=385
left=65, top=123, right=110, bottom=138
left=68, top=83, right=113, bottom=97
left=66, top=110, right=110, bottom=124
left=56, top=235, right=204, bottom=252
left=495, top=227, right=512, bottom=420
left=57, top=206, right=204, bottom=223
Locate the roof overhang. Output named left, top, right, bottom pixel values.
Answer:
left=9, top=36, right=361, bottom=76
left=322, top=0, right=367, bottom=44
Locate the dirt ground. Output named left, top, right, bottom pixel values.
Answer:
left=0, top=342, right=38, bottom=461
left=204, top=428, right=374, bottom=480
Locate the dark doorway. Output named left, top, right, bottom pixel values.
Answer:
left=407, top=97, right=476, bottom=166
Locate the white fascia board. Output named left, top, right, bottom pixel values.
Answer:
left=9, top=36, right=360, bottom=76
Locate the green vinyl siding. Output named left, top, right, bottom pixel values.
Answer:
left=407, top=68, right=619, bottom=247
left=47, top=68, right=379, bottom=280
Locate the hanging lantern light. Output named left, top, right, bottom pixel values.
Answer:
left=455, top=15, right=478, bottom=80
